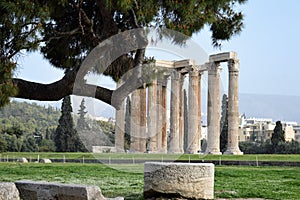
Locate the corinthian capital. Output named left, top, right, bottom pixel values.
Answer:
left=188, top=65, right=199, bottom=77
left=228, top=59, right=240, bottom=72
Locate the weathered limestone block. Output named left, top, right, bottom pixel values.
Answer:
left=144, top=162, right=214, bottom=200
left=0, top=182, right=20, bottom=200
left=15, top=180, right=105, bottom=200
left=39, top=158, right=52, bottom=163
left=18, top=157, right=28, bottom=163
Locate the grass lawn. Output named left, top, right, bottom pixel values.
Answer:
left=0, top=162, right=299, bottom=200
left=1, top=152, right=300, bottom=162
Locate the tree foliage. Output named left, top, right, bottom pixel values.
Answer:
left=77, top=98, right=89, bottom=130
left=0, top=101, right=59, bottom=152
left=271, top=121, right=285, bottom=147
left=239, top=140, right=300, bottom=154
left=54, top=96, right=86, bottom=152
left=0, top=0, right=49, bottom=105
left=0, top=0, right=247, bottom=107
left=0, top=100, right=115, bottom=152
left=0, top=101, right=60, bottom=135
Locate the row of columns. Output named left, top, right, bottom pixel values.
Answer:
left=147, top=78, right=168, bottom=153
left=115, top=52, right=243, bottom=155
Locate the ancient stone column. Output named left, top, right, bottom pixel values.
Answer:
left=206, top=62, right=222, bottom=155
left=115, top=99, right=125, bottom=152
left=115, top=82, right=125, bottom=152
left=140, top=87, right=147, bottom=153
left=178, top=74, right=185, bottom=153
left=197, top=72, right=203, bottom=153
left=161, top=78, right=168, bottom=153
left=130, top=89, right=141, bottom=153
left=169, top=71, right=181, bottom=153
left=147, top=79, right=158, bottom=153
left=187, top=67, right=201, bottom=154
left=156, top=81, right=163, bottom=152
left=224, top=59, right=243, bottom=155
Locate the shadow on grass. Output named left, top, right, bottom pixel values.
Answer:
left=125, top=193, right=144, bottom=200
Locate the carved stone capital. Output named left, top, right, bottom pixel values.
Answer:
left=208, top=62, right=221, bottom=76
left=188, top=65, right=200, bottom=77
left=207, top=62, right=221, bottom=72
left=180, top=74, right=186, bottom=82
left=228, top=59, right=240, bottom=72
left=170, top=70, right=181, bottom=80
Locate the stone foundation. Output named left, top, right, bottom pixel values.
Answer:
left=144, top=162, right=214, bottom=199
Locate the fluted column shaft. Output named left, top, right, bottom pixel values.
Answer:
left=169, top=71, right=181, bottom=153
left=147, top=79, right=158, bottom=153
left=156, top=81, right=163, bottom=152
left=139, top=88, right=147, bottom=153
left=197, top=72, right=202, bottom=153
left=206, top=62, right=222, bottom=155
left=130, top=89, right=140, bottom=152
left=115, top=86, right=125, bottom=152
left=178, top=74, right=185, bottom=153
left=224, top=59, right=243, bottom=155
left=187, top=67, right=201, bottom=154
left=161, top=79, right=168, bottom=153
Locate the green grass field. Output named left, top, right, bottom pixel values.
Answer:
left=0, top=162, right=299, bottom=200
left=1, top=152, right=300, bottom=162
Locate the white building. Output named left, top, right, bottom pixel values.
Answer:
left=292, top=125, right=300, bottom=141
left=238, top=115, right=296, bottom=142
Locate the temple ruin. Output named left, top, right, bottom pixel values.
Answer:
left=115, top=52, right=243, bottom=155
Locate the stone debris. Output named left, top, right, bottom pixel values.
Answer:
left=39, top=158, right=52, bottom=163
left=17, top=157, right=28, bottom=163
left=0, top=182, right=20, bottom=200
left=15, top=180, right=106, bottom=200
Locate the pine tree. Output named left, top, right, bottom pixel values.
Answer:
left=0, top=0, right=247, bottom=108
left=220, top=94, right=228, bottom=153
left=54, top=96, right=85, bottom=152
left=271, top=121, right=285, bottom=149
left=77, top=98, right=89, bottom=130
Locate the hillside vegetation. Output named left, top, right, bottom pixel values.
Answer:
left=0, top=101, right=60, bottom=135
left=0, top=101, right=114, bottom=152
left=0, top=101, right=59, bottom=152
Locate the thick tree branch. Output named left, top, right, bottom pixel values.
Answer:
left=12, top=77, right=113, bottom=106
left=12, top=78, right=73, bottom=101
left=11, top=27, right=149, bottom=109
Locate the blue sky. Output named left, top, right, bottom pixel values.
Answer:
left=195, top=0, right=300, bottom=96
left=15, top=0, right=300, bottom=118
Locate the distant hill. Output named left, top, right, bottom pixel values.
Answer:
left=5, top=93, right=299, bottom=136
left=0, top=101, right=61, bottom=135
left=239, top=93, right=300, bottom=123
left=0, top=100, right=116, bottom=151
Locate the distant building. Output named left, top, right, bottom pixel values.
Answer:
left=238, top=115, right=296, bottom=142
left=292, top=124, right=300, bottom=141
left=280, top=121, right=296, bottom=142
left=92, top=146, right=116, bottom=153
